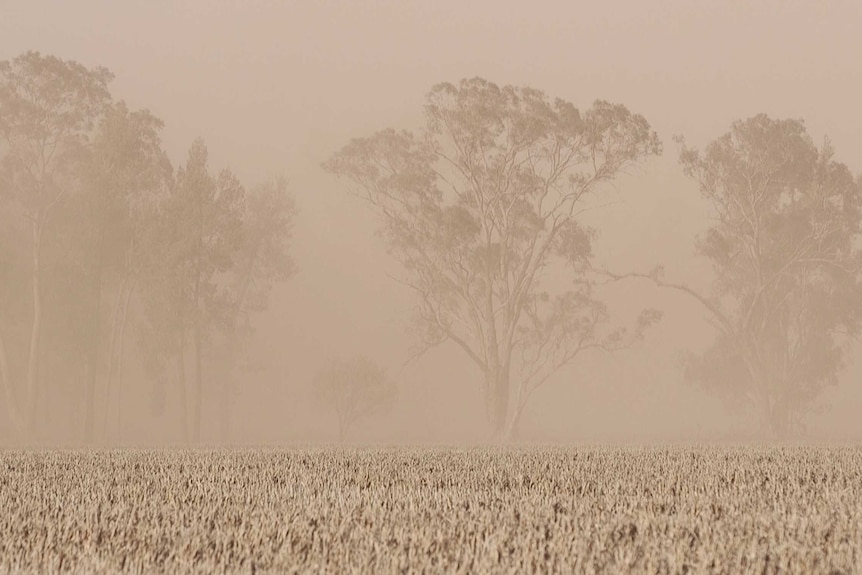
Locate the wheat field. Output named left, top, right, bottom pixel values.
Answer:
left=0, top=446, right=859, bottom=574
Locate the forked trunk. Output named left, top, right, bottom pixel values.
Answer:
left=505, top=405, right=524, bottom=443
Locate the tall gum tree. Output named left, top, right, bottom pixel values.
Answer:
left=214, top=178, right=297, bottom=440
left=325, top=78, right=662, bottom=439
left=614, top=115, right=862, bottom=437
left=78, top=102, right=172, bottom=443
left=0, top=171, right=27, bottom=435
left=139, top=139, right=245, bottom=443
left=0, top=51, right=112, bottom=435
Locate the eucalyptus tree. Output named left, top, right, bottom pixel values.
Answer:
left=79, top=102, right=172, bottom=442
left=618, top=115, right=862, bottom=437
left=0, top=202, right=25, bottom=434
left=214, top=178, right=296, bottom=440
left=138, top=139, right=244, bottom=442
left=311, top=356, right=397, bottom=441
left=0, top=51, right=113, bottom=434
left=325, top=78, right=661, bottom=439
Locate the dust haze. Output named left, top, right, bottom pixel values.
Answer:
left=1, top=0, right=861, bottom=446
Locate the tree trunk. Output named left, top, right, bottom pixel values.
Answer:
left=742, top=348, right=781, bottom=440
left=0, top=329, right=24, bottom=436
left=191, top=234, right=203, bottom=443
left=102, top=276, right=128, bottom=440
left=83, top=263, right=103, bottom=445
left=755, top=384, right=791, bottom=440
left=506, top=402, right=524, bottom=443
left=26, top=220, right=45, bottom=435
left=177, top=338, right=189, bottom=443
left=218, top=273, right=253, bottom=444
left=756, top=389, right=773, bottom=438
left=115, top=282, right=134, bottom=444
left=191, top=190, right=206, bottom=444
left=193, top=317, right=203, bottom=444
left=769, top=393, right=790, bottom=439
left=218, top=370, right=232, bottom=443
left=82, top=358, right=98, bottom=444
left=485, top=365, right=511, bottom=441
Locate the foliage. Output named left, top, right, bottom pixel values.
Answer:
left=0, top=51, right=113, bottom=435
left=136, top=139, right=247, bottom=441
left=211, top=178, right=298, bottom=439
left=0, top=51, right=295, bottom=443
left=673, top=116, right=862, bottom=436
left=325, top=77, right=662, bottom=438
left=311, top=356, right=397, bottom=441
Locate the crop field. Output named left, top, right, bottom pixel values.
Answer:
left=0, top=446, right=860, bottom=574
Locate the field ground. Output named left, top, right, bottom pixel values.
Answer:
left=0, top=445, right=860, bottom=574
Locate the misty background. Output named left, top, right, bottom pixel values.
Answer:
left=1, top=0, right=861, bottom=444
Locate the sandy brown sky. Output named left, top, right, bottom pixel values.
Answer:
left=2, top=0, right=862, bottom=442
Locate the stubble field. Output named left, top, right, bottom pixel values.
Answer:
left=0, top=445, right=859, bottom=574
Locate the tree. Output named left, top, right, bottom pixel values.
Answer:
left=213, top=178, right=297, bottom=440
left=78, top=102, right=171, bottom=442
left=311, top=356, right=397, bottom=441
left=618, top=115, right=862, bottom=437
left=13, top=100, right=172, bottom=444
left=0, top=208, right=25, bottom=434
left=324, top=78, right=661, bottom=439
left=138, top=139, right=244, bottom=442
left=0, top=51, right=113, bottom=435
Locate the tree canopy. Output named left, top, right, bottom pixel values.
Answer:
left=679, top=116, right=862, bottom=436
left=616, top=116, right=862, bottom=437
left=0, top=51, right=296, bottom=444
left=325, top=77, right=662, bottom=438
left=311, top=356, right=397, bottom=441
left=0, top=51, right=113, bottom=435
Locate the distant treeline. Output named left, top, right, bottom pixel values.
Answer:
left=2, top=53, right=860, bottom=443
left=0, top=52, right=296, bottom=443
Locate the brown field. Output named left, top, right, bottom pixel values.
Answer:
left=0, top=446, right=859, bottom=574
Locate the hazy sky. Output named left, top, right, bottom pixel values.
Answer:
left=3, top=0, right=862, bottom=441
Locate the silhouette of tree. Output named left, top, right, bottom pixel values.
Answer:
left=325, top=78, right=661, bottom=439
left=70, top=102, right=172, bottom=442
left=213, top=178, right=297, bottom=441
left=614, top=115, right=862, bottom=437
left=311, top=356, right=397, bottom=441
left=138, top=139, right=245, bottom=442
left=0, top=51, right=113, bottom=435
